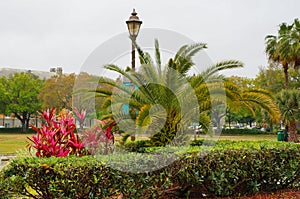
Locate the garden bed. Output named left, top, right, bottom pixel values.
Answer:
left=1, top=140, right=299, bottom=198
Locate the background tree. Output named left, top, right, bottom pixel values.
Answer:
left=276, top=89, right=300, bottom=142
left=254, top=66, right=286, bottom=94
left=227, top=76, right=255, bottom=89
left=0, top=73, right=43, bottom=132
left=0, top=81, right=8, bottom=126
left=39, top=73, right=76, bottom=110
left=73, top=72, right=111, bottom=125
left=254, top=65, right=300, bottom=93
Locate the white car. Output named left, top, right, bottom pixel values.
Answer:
left=188, top=125, right=202, bottom=132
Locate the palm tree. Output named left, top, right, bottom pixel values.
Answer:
left=97, top=39, right=281, bottom=146
left=281, top=19, right=300, bottom=70
left=97, top=39, right=244, bottom=146
left=276, top=89, right=300, bottom=143
left=97, top=40, right=279, bottom=145
left=265, top=18, right=300, bottom=89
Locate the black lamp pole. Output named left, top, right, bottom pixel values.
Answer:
left=126, top=9, right=142, bottom=72
left=126, top=9, right=142, bottom=141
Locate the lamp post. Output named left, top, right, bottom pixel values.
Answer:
left=126, top=9, right=142, bottom=141
left=126, top=8, right=142, bottom=72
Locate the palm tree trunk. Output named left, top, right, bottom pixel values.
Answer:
left=270, top=121, right=273, bottom=133
left=283, top=63, right=289, bottom=89
left=288, top=121, right=298, bottom=142
left=284, top=125, right=289, bottom=141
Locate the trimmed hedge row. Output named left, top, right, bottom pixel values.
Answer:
left=123, top=139, right=284, bottom=153
left=1, top=141, right=300, bottom=198
left=221, top=128, right=269, bottom=135
left=0, top=127, right=35, bottom=133
left=122, top=140, right=152, bottom=153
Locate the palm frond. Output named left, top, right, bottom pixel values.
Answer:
left=131, top=38, right=153, bottom=65
left=174, top=43, right=207, bottom=75
left=201, top=60, right=243, bottom=80
left=242, top=91, right=280, bottom=123
left=154, top=39, right=162, bottom=77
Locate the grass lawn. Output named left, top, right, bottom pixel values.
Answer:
left=0, top=133, right=278, bottom=155
left=0, top=133, right=33, bottom=155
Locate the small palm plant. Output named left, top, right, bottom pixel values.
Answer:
left=97, top=39, right=281, bottom=146
left=277, top=89, right=300, bottom=142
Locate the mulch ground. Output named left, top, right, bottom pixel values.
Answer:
left=161, top=188, right=300, bottom=199
left=220, top=189, right=300, bottom=199
left=199, top=189, right=300, bottom=199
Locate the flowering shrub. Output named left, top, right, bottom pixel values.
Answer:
left=73, top=107, right=85, bottom=133
left=28, top=107, right=116, bottom=157
left=82, top=119, right=115, bottom=155
left=28, top=108, right=86, bottom=157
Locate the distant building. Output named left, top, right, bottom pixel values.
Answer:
left=0, top=114, right=41, bottom=128
left=0, top=114, right=22, bottom=128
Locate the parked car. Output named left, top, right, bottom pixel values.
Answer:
left=188, top=125, right=202, bottom=132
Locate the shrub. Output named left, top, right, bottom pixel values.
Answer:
left=122, top=140, right=152, bottom=153
left=1, top=141, right=300, bottom=198
left=0, top=173, right=10, bottom=199
left=122, top=139, right=292, bottom=153
left=221, top=128, right=268, bottom=135
left=82, top=120, right=115, bottom=155
left=1, top=156, right=172, bottom=198
left=28, top=108, right=86, bottom=157
left=190, top=139, right=216, bottom=146
left=0, top=127, right=35, bottom=133
left=27, top=108, right=116, bottom=157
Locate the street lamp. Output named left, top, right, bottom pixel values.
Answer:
left=126, top=9, right=142, bottom=141
left=126, top=8, right=142, bottom=72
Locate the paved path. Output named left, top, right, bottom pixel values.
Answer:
left=0, top=155, right=15, bottom=170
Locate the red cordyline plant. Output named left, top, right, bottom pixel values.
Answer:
left=82, top=119, right=116, bottom=155
left=28, top=108, right=86, bottom=157
left=73, top=107, right=86, bottom=133
left=28, top=107, right=117, bottom=157
left=72, top=107, right=116, bottom=155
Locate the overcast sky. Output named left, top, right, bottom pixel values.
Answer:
left=0, top=0, right=299, bottom=78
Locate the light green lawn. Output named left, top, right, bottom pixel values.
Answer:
left=0, top=133, right=33, bottom=155
left=0, top=133, right=278, bottom=155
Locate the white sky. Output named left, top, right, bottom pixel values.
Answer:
left=0, top=0, right=299, bottom=78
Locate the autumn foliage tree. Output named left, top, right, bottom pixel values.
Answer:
left=39, top=73, right=76, bottom=110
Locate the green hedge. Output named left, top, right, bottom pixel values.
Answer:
left=124, top=138, right=281, bottom=153
left=122, top=140, right=152, bottom=153
left=221, top=128, right=269, bottom=135
left=1, top=141, right=300, bottom=198
left=0, top=127, right=35, bottom=133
